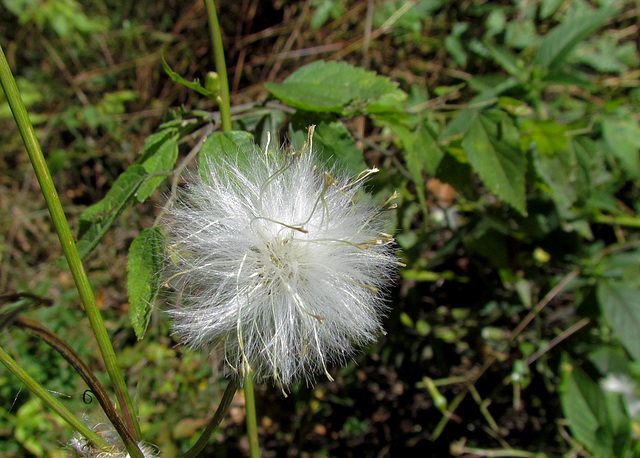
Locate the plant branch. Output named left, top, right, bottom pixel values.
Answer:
left=0, top=345, right=109, bottom=450
left=183, top=378, right=240, bottom=458
left=204, top=0, right=232, bottom=132
left=0, top=43, right=141, bottom=440
left=244, top=371, right=260, bottom=458
left=12, top=316, right=143, bottom=458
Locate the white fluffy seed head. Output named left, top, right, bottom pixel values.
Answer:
left=68, top=414, right=158, bottom=457
left=162, top=137, right=399, bottom=388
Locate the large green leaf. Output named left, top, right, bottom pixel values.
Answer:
left=534, top=7, right=616, bottom=71
left=559, top=355, right=612, bottom=455
left=602, top=118, right=640, bottom=179
left=533, top=148, right=577, bottom=212
left=521, top=120, right=570, bottom=156
left=598, top=282, right=640, bottom=363
left=415, top=121, right=445, bottom=176
left=440, top=108, right=475, bottom=141
left=481, top=41, right=528, bottom=81
left=127, top=227, right=165, bottom=340
left=383, top=121, right=428, bottom=218
left=137, top=127, right=179, bottom=164
left=264, top=61, right=406, bottom=115
left=77, top=165, right=148, bottom=259
left=290, top=113, right=367, bottom=175
left=136, top=133, right=179, bottom=202
left=461, top=111, right=526, bottom=214
left=198, top=131, right=255, bottom=180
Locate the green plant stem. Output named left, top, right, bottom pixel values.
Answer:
left=0, top=44, right=142, bottom=441
left=204, top=0, right=232, bottom=132
left=14, top=316, right=143, bottom=458
left=593, top=213, right=640, bottom=228
left=244, top=371, right=260, bottom=458
left=183, top=378, right=240, bottom=458
left=0, top=345, right=109, bottom=450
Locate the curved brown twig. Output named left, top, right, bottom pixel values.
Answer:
left=0, top=292, right=53, bottom=330
left=10, top=316, right=142, bottom=457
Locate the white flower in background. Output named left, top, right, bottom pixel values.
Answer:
left=162, top=131, right=399, bottom=387
left=601, top=373, right=636, bottom=396
left=601, top=373, right=640, bottom=417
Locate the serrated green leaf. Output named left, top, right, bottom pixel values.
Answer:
left=482, top=41, right=528, bottom=81
left=198, top=131, right=255, bottom=179
left=415, top=121, right=444, bottom=175
left=505, top=19, right=540, bottom=49
left=137, top=127, right=179, bottom=163
left=161, top=53, right=216, bottom=99
left=604, top=393, right=633, bottom=457
left=372, top=0, right=441, bottom=32
left=559, top=355, right=609, bottom=453
left=588, top=347, right=632, bottom=375
left=576, top=34, right=640, bottom=73
left=127, top=227, right=164, bottom=340
left=440, top=108, right=476, bottom=141
left=236, top=109, right=287, bottom=149
left=572, top=136, right=606, bottom=194
left=311, top=0, right=347, bottom=29
left=598, top=282, right=640, bottom=363
left=593, top=250, right=640, bottom=286
left=136, top=134, right=179, bottom=202
left=539, top=0, right=563, bottom=19
left=497, top=97, right=533, bottom=117
left=534, top=7, right=616, bottom=71
left=602, top=119, right=640, bottom=178
left=77, top=165, right=148, bottom=259
left=384, top=121, right=428, bottom=218
left=471, top=77, right=520, bottom=104
left=461, top=112, right=526, bottom=214
left=533, top=148, right=578, bottom=211
left=290, top=113, right=367, bottom=175
left=521, top=120, right=570, bottom=156
left=264, top=61, right=406, bottom=115
left=445, top=22, right=469, bottom=67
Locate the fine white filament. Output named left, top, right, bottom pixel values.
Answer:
left=163, top=135, right=398, bottom=387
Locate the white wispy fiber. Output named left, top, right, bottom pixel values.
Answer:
left=69, top=436, right=159, bottom=458
left=68, top=415, right=158, bottom=457
left=162, top=133, right=399, bottom=387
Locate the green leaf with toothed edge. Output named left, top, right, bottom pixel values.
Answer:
left=290, top=112, right=367, bottom=176
left=136, top=132, right=179, bottom=202
left=264, top=61, right=406, bottom=115
left=198, top=131, right=255, bottom=181
left=127, top=227, right=165, bottom=340
left=598, top=281, right=640, bottom=363
left=560, top=353, right=634, bottom=457
left=461, top=110, right=526, bottom=215
left=534, top=7, right=616, bottom=71
left=559, top=355, right=608, bottom=454
left=76, top=165, right=148, bottom=260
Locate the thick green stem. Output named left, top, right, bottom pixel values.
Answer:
left=0, top=345, right=109, bottom=449
left=244, top=372, right=260, bottom=458
left=204, top=0, right=232, bottom=132
left=0, top=44, right=141, bottom=440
